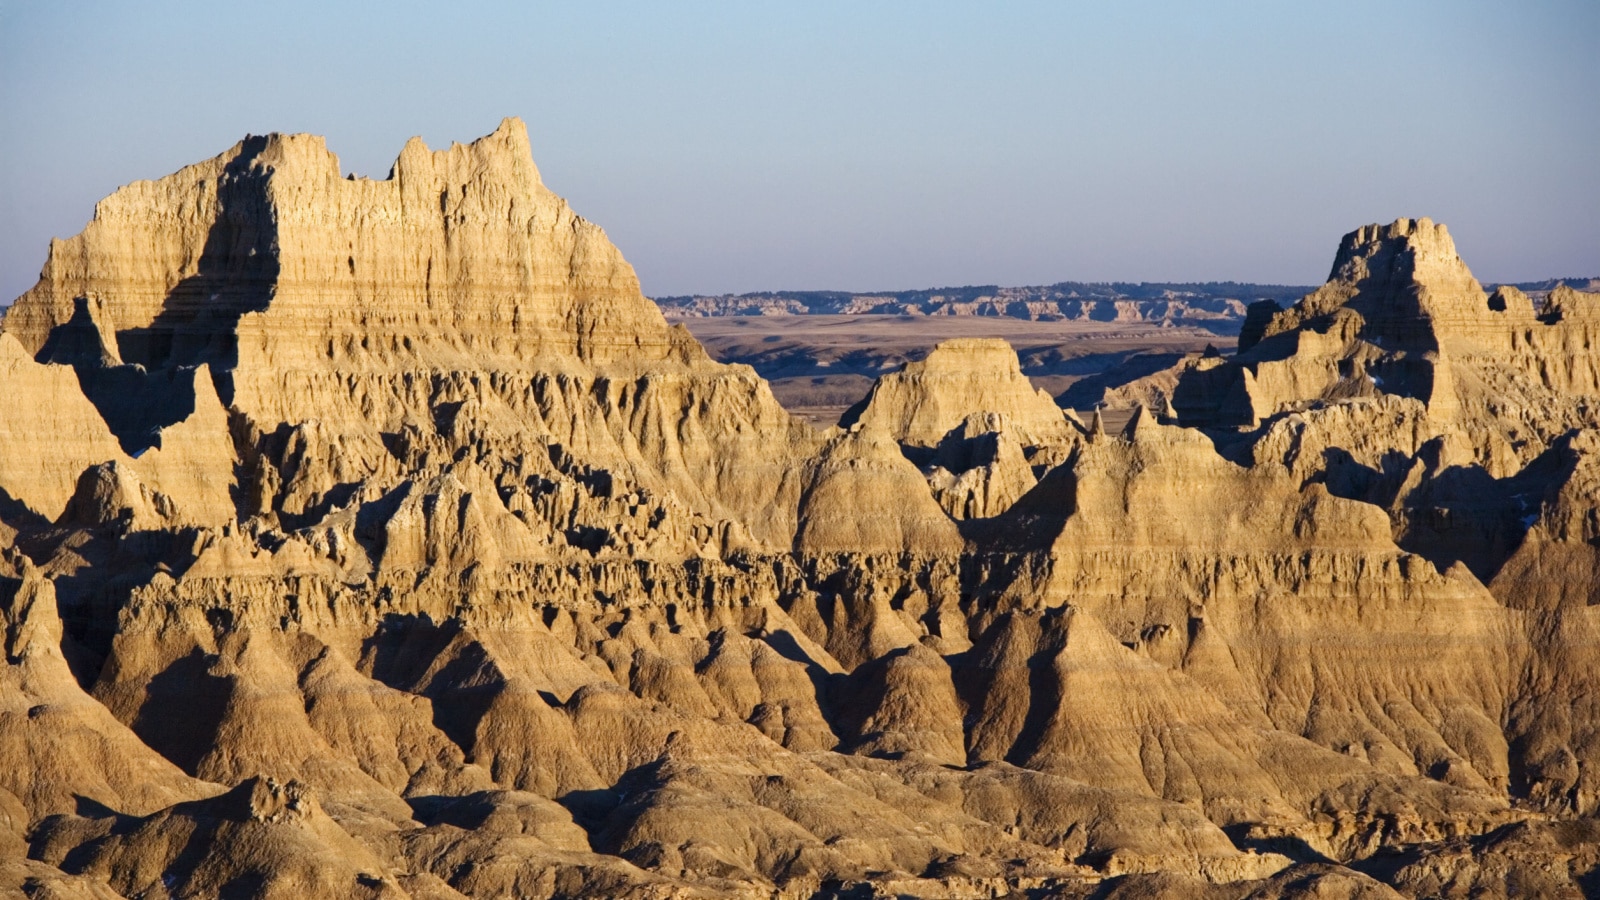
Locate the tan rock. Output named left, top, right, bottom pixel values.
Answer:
left=836, top=640, right=966, bottom=765
left=128, top=364, right=237, bottom=527
left=8, top=127, right=1600, bottom=897
left=31, top=776, right=411, bottom=899
left=0, top=551, right=217, bottom=821
left=0, top=334, right=124, bottom=521
left=7, top=118, right=819, bottom=551
left=794, top=424, right=963, bottom=556
left=927, top=414, right=1041, bottom=520
left=846, top=337, right=1074, bottom=450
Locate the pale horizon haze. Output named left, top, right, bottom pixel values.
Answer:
left=0, top=1, right=1595, bottom=303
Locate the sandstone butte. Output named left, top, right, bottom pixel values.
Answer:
left=2, top=118, right=1600, bottom=899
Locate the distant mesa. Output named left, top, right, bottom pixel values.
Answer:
left=653, top=277, right=1599, bottom=334
left=655, top=281, right=1312, bottom=334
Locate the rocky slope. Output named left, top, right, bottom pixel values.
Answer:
left=1, top=123, right=1599, bottom=898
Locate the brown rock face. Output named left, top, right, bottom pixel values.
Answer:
left=926, top=415, right=1040, bottom=520
left=4, top=127, right=1600, bottom=898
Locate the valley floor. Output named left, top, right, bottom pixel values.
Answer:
left=672, top=314, right=1219, bottom=426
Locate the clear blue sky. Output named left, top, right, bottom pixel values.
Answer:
left=1, top=1, right=1595, bottom=301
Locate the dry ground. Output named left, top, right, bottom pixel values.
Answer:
left=672, top=313, right=1227, bottom=426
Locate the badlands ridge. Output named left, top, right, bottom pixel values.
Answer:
left=3, top=119, right=1600, bottom=898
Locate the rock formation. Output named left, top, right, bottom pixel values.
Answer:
left=842, top=337, right=1074, bottom=451
left=839, top=338, right=1080, bottom=523
left=2, top=123, right=1598, bottom=898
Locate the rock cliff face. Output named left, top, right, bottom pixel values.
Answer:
left=9, top=118, right=815, bottom=550
left=2, top=126, right=1599, bottom=898
left=1173, top=219, right=1600, bottom=465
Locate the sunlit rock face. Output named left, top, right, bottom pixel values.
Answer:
left=3, top=123, right=1600, bottom=897
left=7, top=118, right=817, bottom=550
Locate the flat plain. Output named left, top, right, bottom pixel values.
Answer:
left=672, top=313, right=1222, bottom=426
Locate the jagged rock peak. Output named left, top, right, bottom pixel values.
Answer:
left=1332, top=217, right=1462, bottom=276
left=391, top=115, right=541, bottom=183
left=5, top=115, right=662, bottom=380
left=0, top=118, right=819, bottom=548
left=11, top=141, right=1600, bottom=897
left=1245, top=217, right=1492, bottom=352
left=1327, top=217, right=1475, bottom=295
left=1330, top=217, right=1487, bottom=318
left=1171, top=218, right=1600, bottom=439
left=1542, top=283, right=1600, bottom=321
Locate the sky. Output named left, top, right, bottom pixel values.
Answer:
left=0, top=1, right=1595, bottom=301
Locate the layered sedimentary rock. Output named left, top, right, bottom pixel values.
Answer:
left=794, top=424, right=965, bottom=556
left=3, top=124, right=1600, bottom=898
left=0, top=334, right=127, bottom=522
left=984, top=416, right=1516, bottom=830
left=1170, top=219, right=1600, bottom=469
left=841, top=338, right=1080, bottom=522
left=843, top=337, right=1074, bottom=451
left=925, top=415, right=1041, bottom=520
left=10, top=118, right=816, bottom=553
